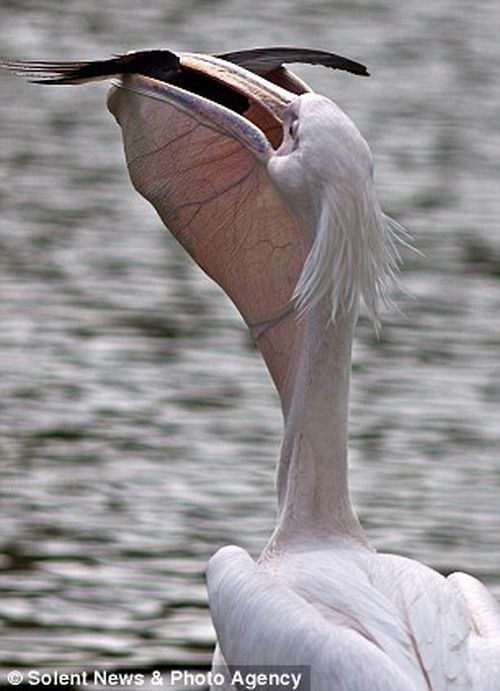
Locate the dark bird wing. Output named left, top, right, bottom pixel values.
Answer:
left=217, top=47, right=369, bottom=77
left=0, top=46, right=368, bottom=86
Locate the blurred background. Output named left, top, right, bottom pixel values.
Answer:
left=1, top=0, right=499, bottom=684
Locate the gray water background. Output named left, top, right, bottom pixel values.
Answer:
left=1, top=0, right=500, bottom=679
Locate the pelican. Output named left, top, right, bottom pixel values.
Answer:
left=2, top=47, right=499, bottom=689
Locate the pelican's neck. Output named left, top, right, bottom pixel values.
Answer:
left=267, top=299, right=367, bottom=546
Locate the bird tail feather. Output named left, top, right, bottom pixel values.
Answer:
left=0, top=50, right=180, bottom=85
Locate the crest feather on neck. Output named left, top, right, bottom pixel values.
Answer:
left=292, top=179, right=407, bottom=330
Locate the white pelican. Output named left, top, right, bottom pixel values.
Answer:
left=2, top=48, right=499, bottom=690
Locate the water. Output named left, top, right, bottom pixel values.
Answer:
left=1, top=0, right=499, bottom=681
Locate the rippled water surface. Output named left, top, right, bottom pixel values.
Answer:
left=1, top=0, right=500, bottom=682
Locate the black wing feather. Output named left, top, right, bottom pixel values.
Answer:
left=217, top=47, right=369, bottom=77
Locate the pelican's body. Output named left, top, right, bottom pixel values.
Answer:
left=2, top=47, right=499, bottom=689
left=210, top=545, right=473, bottom=689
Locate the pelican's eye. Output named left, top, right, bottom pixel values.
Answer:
left=274, top=111, right=300, bottom=157
left=288, top=117, right=299, bottom=139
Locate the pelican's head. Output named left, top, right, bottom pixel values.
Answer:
left=273, top=94, right=373, bottom=187
left=268, top=93, right=402, bottom=325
